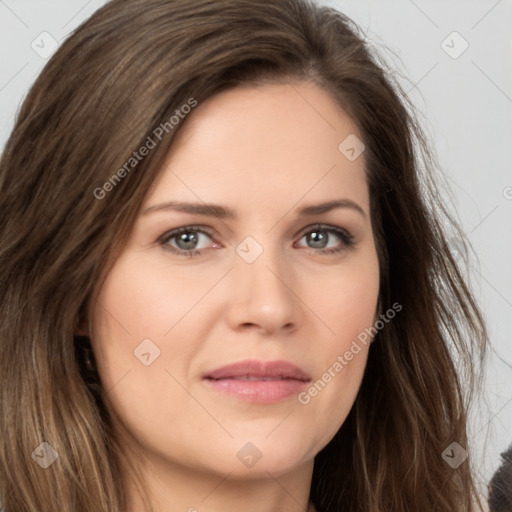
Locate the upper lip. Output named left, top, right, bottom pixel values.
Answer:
left=202, top=359, right=311, bottom=381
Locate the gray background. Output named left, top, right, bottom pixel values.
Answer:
left=1, top=0, right=510, bottom=499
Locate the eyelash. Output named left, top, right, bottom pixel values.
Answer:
left=158, top=224, right=355, bottom=258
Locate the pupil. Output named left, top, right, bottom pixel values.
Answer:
left=308, top=231, right=327, bottom=248
left=177, top=232, right=198, bottom=250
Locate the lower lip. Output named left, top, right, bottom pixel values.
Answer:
left=203, top=378, right=309, bottom=403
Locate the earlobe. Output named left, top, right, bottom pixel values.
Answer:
left=74, top=312, right=90, bottom=337
left=75, top=326, right=89, bottom=337
left=371, top=304, right=382, bottom=344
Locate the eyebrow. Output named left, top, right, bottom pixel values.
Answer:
left=142, top=198, right=366, bottom=219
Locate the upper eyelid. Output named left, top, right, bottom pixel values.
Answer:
left=297, top=223, right=351, bottom=236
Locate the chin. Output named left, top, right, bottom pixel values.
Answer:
left=192, top=436, right=315, bottom=479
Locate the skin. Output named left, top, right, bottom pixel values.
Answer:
left=87, top=81, right=380, bottom=512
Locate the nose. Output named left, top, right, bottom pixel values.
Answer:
left=224, top=242, right=300, bottom=335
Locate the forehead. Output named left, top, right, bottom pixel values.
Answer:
left=144, top=81, right=369, bottom=216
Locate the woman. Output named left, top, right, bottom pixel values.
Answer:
left=0, top=0, right=487, bottom=511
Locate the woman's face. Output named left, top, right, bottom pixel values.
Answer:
left=89, top=81, right=380, bottom=479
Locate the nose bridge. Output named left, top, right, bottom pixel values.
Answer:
left=235, top=234, right=290, bottom=296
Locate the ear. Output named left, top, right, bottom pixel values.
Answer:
left=75, top=325, right=89, bottom=337
left=74, top=311, right=90, bottom=337
left=373, top=299, right=382, bottom=325
left=371, top=300, right=382, bottom=344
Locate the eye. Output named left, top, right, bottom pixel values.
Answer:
left=158, top=224, right=355, bottom=258
left=295, top=224, right=354, bottom=254
left=159, top=226, right=219, bottom=256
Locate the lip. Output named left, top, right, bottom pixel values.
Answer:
left=202, top=359, right=311, bottom=403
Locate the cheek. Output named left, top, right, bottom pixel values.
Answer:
left=89, top=252, right=222, bottom=407
left=88, top=257, right=201, bottom=450
left=88, top=256, right=171, bottom=389
left=303, top=251, right=380, bottom=344
left=94, top=257, right=208, bottom=337
left=292, top=253, right=379, bottom=446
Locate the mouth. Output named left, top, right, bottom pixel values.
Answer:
left=202, top=359, right=311, bottom=403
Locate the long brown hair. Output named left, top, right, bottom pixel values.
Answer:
left=0, top=0, right=487, bottom=510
